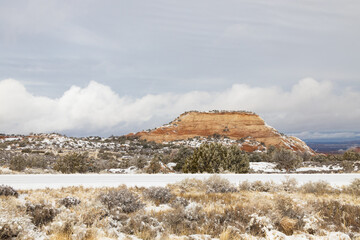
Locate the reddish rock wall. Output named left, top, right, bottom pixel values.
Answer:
left=133, top=111, right=314, bottom=153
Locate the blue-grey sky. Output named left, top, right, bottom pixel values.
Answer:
left=1, top=0, right=360, bottom=138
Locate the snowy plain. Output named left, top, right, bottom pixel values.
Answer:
left=1, top=173, right=359, bottom=190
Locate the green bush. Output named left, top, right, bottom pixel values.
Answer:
left=225, top=145, right=250, bottom=173
left=343, top=150, right=360, bottom=161
left=172, top=146, right=193, bottom=172
left=311, top=154, right=328, bottom=163
left=248, top=152, right=265, bottom=162
left=182, top=143, right=249, bottom=173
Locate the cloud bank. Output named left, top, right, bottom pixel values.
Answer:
left=1, top=78, right=359, bottom=137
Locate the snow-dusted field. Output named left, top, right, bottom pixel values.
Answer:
left=1, top=173, right=359, bottom=189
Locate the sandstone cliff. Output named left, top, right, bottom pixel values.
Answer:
left=132, top=111, right=313, bottom=153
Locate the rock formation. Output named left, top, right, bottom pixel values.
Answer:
left=132, top=111, right=314, bottom=153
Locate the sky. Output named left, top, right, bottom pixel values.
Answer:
left=0, top=0, right=360, bottom=139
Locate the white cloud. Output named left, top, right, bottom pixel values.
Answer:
left=1, top=78, right=359, bottom=137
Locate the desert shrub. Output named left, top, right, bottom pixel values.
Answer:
left=238, top=180, right=252, bottom=191
left=59, top=196, right=81, bottom=208
left=253, top=181, right=277, bottom=192
left=280, top=177, right=298, bottom=192
left=300, top=181, right=333, bottom=195
left=118, top=158, right=130, bottom=169
left=54, top=152, right=89, bottom=173
left=93, top=158, right=118, bottom=171
left=26, top=202, right=58, bottom=227
left=279, top=217, right=298, bottom=235
left=248, top=152, right=265, bottom=162
left=315, top=200, right=360, bottom=232
left=183, top=143, right=227, bottom=173
left=299, top=151, right=312, bottom=162
left=0, top=185, right=19, bottom=197
left=203, top=208, right=250, bottom=236
left=267, top=145, right=277, bottom=154
left=343, top=150, right=360, bottom=161
left=205, top=175, right=237, bottom=193
left=239, top=180, right=277, bottom=192
left=99, top=187, right=144, bottom=214
left=272, top=148, right=302, bottom=172
left=341, top=161, right=354, bottom=173
left=226, top=145, right=250, bottom=173
left=274, top=194, right=300, bottom=219
left=131, top=156, right=147, bottom=169
left=31, top=150, right=45, bottom=154
left=143, top=187, right=174, bottom=205
left=47, top=207, right=92, bottom=239
left=21, top=148, right=32, bottom=153
left=44, top=151, right=54, bottom=156
left=326, top=154, right=343, bottom=162
left=80, top=204, right=109, bottom=226
left=26, top=155, right=48, bottom=169
left=311, top=154, right=328, bottom=163
left=344, top=178, right=360, bottom=195
left=171, top=178, right=206, bottom=193
left=162, top=203, right=205, bottom=235
left=145, top=156, right=162, bottom=174
left=9, top=155, right=26, bottom=171
left=121, top=213, right=163, bottom=239
left=170, top=197, right=189, bottom=208
left=219, top=226, right=242, bottom=240
left=247, top=213, right=272, bottom=237
left=0, top=223, right=19, bottom=239
left=98, top=152, right=114, bottom=160
left=160, top=154, right=172, bottom=165
left=183, top=143, right=249, bottom=173
left=172, top=146, right=194, bottom=172
left=0, top=143, right=8, bottom=149
left=0, top=216, right=41, bottom=239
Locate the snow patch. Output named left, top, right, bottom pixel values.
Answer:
left=296, top=165, right=342, bottom=172
left=145, top=204, right=172, bottom=213
left=250, top=162, right=281, bottom=173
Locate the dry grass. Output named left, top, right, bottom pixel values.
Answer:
left=219, top=227, right=242, bottom=240
left=279, top=217, right=298, bottom=235
left=1, top=177, right=360, bottom=239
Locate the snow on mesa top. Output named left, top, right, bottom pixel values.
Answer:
left=132, top=111, right=314, bottom=153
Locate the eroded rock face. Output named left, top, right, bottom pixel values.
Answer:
left=133, top=111, right=314, bottom=153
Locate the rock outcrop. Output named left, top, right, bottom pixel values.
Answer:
left=132, top=111, right=314, bottom=153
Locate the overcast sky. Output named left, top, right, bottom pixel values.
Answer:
left=1, top=0, right=360, bottom=138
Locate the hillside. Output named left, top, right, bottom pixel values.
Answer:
left=133, top=111, right=314, bottom=153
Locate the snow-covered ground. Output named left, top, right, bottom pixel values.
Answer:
left=250, top=162, right=280, bottom=172
left=249, top=162, right=345, bottom=173
left=1, top=173, right=359, bottom=190
left=296, top=165, right=343, bottom=172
